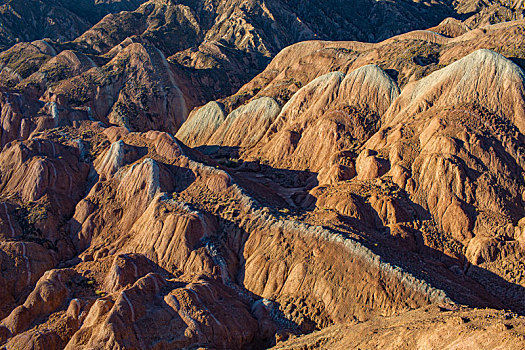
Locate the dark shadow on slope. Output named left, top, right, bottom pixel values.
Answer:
left=196, top=145, right=241, bottom=158
left=219, top=204, right=525, bottom=315
left=196, top=145, right=318, bottom=209
left=186, top=144, right=525, bottom=315
left=384, top=69, right=399, bottom=83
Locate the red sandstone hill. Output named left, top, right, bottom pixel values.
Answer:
left=0, top=3, right=524, bottom=349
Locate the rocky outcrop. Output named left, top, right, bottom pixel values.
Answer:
left=0, top=89, right=90, bottom=147
left=248, top=66, right=399, bottom=171
left=71, top=156, right=176, bottom=254
left=383, top=49, right=525, bottom=132
left=428, top=17, right=470, bottom=37
left=271, top=306, right=525, bottom=349
left=317, top=163, right=356, bottom=186
left=46, top=42, right=189, bottom=134
left=103, top=253, right=155, bottom=293
left=0, top=269, right=74, bottom=341
left=176, top=101, right=226, bottom=147
left=65, top=274, right=259, bottom=349
left=0, top=242, right=56, bottom=319
left=0, top=138, right=90, bottom=248
left=355, top=149, right=390, bottom=180
left=0, top=7, right=525, bottom=350
left=0, top=139, right=88, bottom=203
left=207, top=97, right=281, bottom=148
left=123, top=194, right=217, bottom=276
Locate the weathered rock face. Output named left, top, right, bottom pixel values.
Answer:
left=123, top=194, right=218, bottom=276
left=66, top=273, right=260, bottom=349
left=0, top=139, right=88, bottom=203
left=271, top=306, right=525, bottom=349
left=46, top=42, right=189, bottom=134
left=0, top=87, right=94, bottom=150
left=0, top=137, right=90, bottom=248
left=383, top=49, right=525, bottom=132
left=1, top=4, right=525, bottom=350
left=0, top=242, right=56, bottom=319
left=176, top=101, right=226, bottom=147
left=207, top=97, right=282, bottom=148
left=355, top=149, right=390, bottom=181
left=317, top=163, right=356, bottom=186
left=247, top=65, right=399, bottom=172
left=0, top=269, right=74, bottom=341
left=71, top=157, right=176, bottom=254
left=238, top=218, right=446, bottom=322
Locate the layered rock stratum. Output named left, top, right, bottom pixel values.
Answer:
left=0, top=1, right=525, bottom=349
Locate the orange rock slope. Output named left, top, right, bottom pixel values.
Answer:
left=0, top=6, right=525, bottom=350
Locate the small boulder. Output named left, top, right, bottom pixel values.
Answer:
left=356, top=149, right=389, bottom=180
left=317, top=163, right=356, bottom=186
